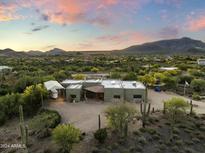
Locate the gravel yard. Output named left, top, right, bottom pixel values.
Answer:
left=46, top=90, right=205, bottom=133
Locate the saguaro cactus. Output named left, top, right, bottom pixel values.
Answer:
left=19, top=105, right=28, bottom=151
left=163, top=101, right=166, bottom=114
left=190, top=99, right=193, bottom=115
left=98, top=114, right=101, bottom=130
left=140, top=87, right=151, bottom=128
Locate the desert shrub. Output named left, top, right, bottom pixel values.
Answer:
left=171, top=145, right=180, bottom=152
left=184, top=147, right=194, bottom=153
left=138, top=136, right=146, bottom=144
left=192, top=93, right=201, bottom=100
left=105, top=103, right=137, bottom=137
left=135, top=145, right=143, bottom=152
left=185, top=140, right=194, bottom=145
left=94, top=128, right=107, bottom=143
left=133, top=130, right=140, bottom=136
left=29, top=109, right=61, bottom=138
left=159, top=144, right=166, bottom=151
left=175, top=139, right=183, bottom=146
left=173, top=127, right=180, bottom=134
left=52, top=124, right=81, bottom=152
left=146, top=128, right=157, bottom=135
left=192, top=137, right=200, bottom=143
left=152, top=134, right=160, bottom=140
left=191, top=79, right=205, bottom=93
left=173, top=134, right=180, bottom=140
left=0, top=111, right=6, bottom=126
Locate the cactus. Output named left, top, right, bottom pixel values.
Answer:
left=151, top=107, right=155, bottom=114
left=190, top=100, right=193, bottom=115
left=19, top=105, right=28, bottom=152
left=98, top=114, right=101, bottom=130
left=140, top=87, right=151, bottom=128
left=124, top=122, right=128, bottom=138
left=163, top=101, right=166, bottom=114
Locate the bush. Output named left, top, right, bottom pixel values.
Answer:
left=0, top=111, right=6, bottom=126
left=29, top=109, right=61, bottom=137
left=52, top=124, right=81, bottom=152
left=192, top=93, right=201, bottom=100
left=138, top=136, right=146, bottom=144
left=191, top=79, right=205, bottom=93
left=94, top=128, right=107, bottom=143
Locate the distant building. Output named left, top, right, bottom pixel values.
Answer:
left=61, top=79, right=146, bottom=103
left=0, top=66, right=12, bottom=72
left=197, top=59, right=205, bottom=65
left=159, top=67, right=178, bottom=71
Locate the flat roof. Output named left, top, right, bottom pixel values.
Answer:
left=67, top=84, right=82, bottom=89
left=0, top=66, right=12, bottom=70
left=159, top=67, right=178, bottom=71
left=61, top=79, right=146, bottom=90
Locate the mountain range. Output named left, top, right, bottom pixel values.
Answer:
left=1, top=37, right=205, bottom=57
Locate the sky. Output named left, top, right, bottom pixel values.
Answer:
left=0, top=0, right=205, bottom=51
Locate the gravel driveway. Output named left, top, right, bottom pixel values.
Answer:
left=46, top=99, right=138, bottom=132
left=148, top=89, right=205, bottom=114
left=46, top=90, right=205, bottom=132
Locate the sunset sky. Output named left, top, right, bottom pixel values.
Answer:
left=1, top=0, right=205, bottom=51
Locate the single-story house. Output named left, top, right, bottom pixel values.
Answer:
left=159, top=67, right=178, bottom=71
left=61, top=79, right=146, bottom=103
left=197, top=59, right=205, bottom=65
left=0, top=66, right=12, bottom=72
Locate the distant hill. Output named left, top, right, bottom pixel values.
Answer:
left=0, top=48, right=28, bottom=57
left=121, top=37, right=205, bottom=54
left=45, top=48, right=68, bottom=56
left=1, top=37, right=205, bottom=57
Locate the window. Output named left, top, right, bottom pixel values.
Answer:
left=70, top=95, right=76, bottom=98
left=133, top=95, right=142, bottom=99
left=113, top=95, right=121, bottom=99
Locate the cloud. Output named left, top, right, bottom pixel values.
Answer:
left=32, top=25, right=49, bottom=32
left=96, top=31, right=150, bottom=44
left=159, top=26, right=180, bottom=38
left=0, top=2, right=19, bottom=21
left=187, top=15, right=205, bottom=32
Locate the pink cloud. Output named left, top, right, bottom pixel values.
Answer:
left=0, top=2, right=18, bottom=21
left=188, top=15, right=205, bottom=31
left=96, top=31, right=151, bottom=45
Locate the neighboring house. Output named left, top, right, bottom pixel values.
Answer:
left=159, top=67, right=178, bottom=71
left=0, top=66, right=12, bottom=73
left=197, top=59, right=205, bottom=65
left=44, top=80, right=65, bottom=99
left=61, top=79, right=146, bottom=103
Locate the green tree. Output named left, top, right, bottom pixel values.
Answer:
left=164, top=97, right=189, bottom=140
left=91, top=67, right=99, bottom=73
left=105, top=103, right=137, bottom=137
left=52, top=124, right=81, bottom=152
left=23, top=84, right=48, bottom=115
left=123, top=72, right=137, bottom=81
left=72, top=74, right=86, bottom=80
left=138, top=74, right=156, bottom=86
left=190, top=79, right=205, bottom=93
